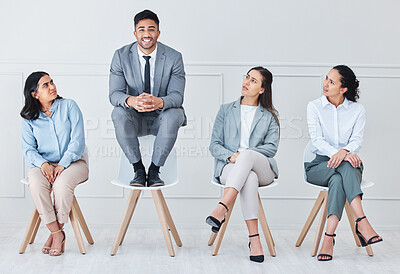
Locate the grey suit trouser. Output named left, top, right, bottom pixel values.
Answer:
left=220, top=150, right=275, bottom=220
left=304, top=155, right=363, bottom=220
left=112, top=106, right=185, bottom=166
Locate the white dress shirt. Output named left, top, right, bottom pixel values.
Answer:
left=137, top=45, right=157, bottom=95
left=238, top=105, right=257, bottom=152
left=307, top=95, right=366, bottom=157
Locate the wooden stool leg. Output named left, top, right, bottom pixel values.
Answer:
left=159, top=192, right=182, bottom=247
left=152, top=190, right=175, bottom=257
left=311, top=191, right=328, bottom=257
left=212, top=196, right=236, bottom=256
left=208, top=232, right=218, bottom=246
left=70, top=205, right=86, bottom=254
left=258, top=195, right=276, bottom=257
left=72, top=196, right=94, bottom=245
left=344, top=200, right=374, bottom=256
left=110, top=189, right=141, bottom=255
left=365, top=245, right=374, bottom=256
left=29, top=214, right=41, bottom=244
left=296, top=191, right=326, bottom=247
left=119, top=190, right=141, bottom=246
left=19, top=209, right=40, bottom=254
left=345, top=200, right=361, bottom=246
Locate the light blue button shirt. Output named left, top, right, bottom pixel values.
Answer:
left=21, top=98, right=85, bottom=168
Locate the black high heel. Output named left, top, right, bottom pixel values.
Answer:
left=317, top=232, right=336, bottom=261
left=248, top=234, right=264, bottom=263
left=355, top=216, right=383, bottom=247
left=205, top=202, right=229, bottom=233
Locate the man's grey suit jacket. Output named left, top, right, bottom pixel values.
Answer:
left=109, top=41, right=186, bottom=124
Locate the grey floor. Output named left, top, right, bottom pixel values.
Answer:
left=0, top=224, right=398, bottom=274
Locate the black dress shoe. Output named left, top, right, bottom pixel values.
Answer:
left=129, top=169, right=146, bottom=187
left=355, top=216, right=383, bottom=247
left=205, top=202, right=229, bottom=233
left=147, top=169, right=165, bottom=187
left=249, top=234, right=264, bottom=263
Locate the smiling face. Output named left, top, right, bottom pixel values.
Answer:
left=241, top=69, right=264, bottom=98
left=134, top=19, right=160, bottom=54
left=323, top=69, right=348, bottom=99
left=32, top=75, right=57, bottom=106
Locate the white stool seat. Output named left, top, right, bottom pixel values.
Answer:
left=305, top=179, right=374, bottom=191
left=211, top=179, right=279, bottom=190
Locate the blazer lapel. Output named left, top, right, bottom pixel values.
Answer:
left=129, top=44, right=144, bottom=93
left=249, top=105, right=264, bottom=136
left=232, top=98, right=241, bottom=133
left=153, top=43, right=165, bottom=97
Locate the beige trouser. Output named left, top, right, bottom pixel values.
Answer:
left=28, top=158, right=89, bottom=224
left=220, top=150, right=275, bottom=220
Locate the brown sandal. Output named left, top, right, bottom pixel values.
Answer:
left=49, top=229, right=66, bottom=256
left=41, top=246, right=51, bottom=254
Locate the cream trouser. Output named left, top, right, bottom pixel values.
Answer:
left=28, top=158, right=89, bottom=224
left=220, top=150, right=276, bottom=220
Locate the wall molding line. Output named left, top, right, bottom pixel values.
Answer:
left=2, top=61, right=400, bottom=70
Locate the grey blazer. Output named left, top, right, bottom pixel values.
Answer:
left=109, top=42, right=186, bottom=124
left=209, top=97, right=279, bottom=181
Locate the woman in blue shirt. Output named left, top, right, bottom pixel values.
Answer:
left=305, top=65, right=382, bottom=261
left=20, top=71, right=88, bottom=256
left=206, top=67, right=280, bottom=263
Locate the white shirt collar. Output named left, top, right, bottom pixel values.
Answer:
left=321, top=95, right=350, bottom=109
left=137, top=44, right=158, bottom=60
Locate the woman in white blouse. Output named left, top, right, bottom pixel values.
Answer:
left=305, top=65, right=382, bottom=261
left=206, top=67, right=280, bottom=263
left=20, top=71, right=88, bottom=256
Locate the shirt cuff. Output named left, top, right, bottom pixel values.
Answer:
left=327, top=147, right=339, bottom=158
left=342, top=143, right=358, bottom=154
left=58, top=155, right=72, bottom=168
left=33, top=157, right=48, bottom=168
left=120, top=94, right=131, bottom=108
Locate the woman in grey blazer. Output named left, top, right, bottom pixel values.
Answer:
left=206, top=67, right=280, bottom=263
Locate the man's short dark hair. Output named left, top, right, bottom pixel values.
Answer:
left=134, top=10, right=159, bottom=28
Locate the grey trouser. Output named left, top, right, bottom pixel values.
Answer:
left=28, top=158, right=89, bottom=224
left=220, top=150, right=275, bottom=220
left=112, top=106, right=185, bottom=166
left=305, top=155, right=363, bottom=220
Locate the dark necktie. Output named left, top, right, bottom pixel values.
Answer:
left=143, top=56, right=151, bottom=93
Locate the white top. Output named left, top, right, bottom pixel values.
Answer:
left=238, top=105, right=257, bottom=152
left=137, top=45, right=158, bottom=95
left=307, top=95, right=366, bottom=157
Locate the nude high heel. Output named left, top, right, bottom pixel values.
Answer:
left=49, top=229, right=66, bottom=256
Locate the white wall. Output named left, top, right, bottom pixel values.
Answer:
left=0, top=0, right=399, bottom=230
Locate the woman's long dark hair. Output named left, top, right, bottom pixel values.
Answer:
left=333, top=65, right=360, bottom=102
left=249, top=66, right=280, bottom=133
left=20, top=71, right=62, bottom=120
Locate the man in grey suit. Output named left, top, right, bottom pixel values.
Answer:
left=109, top=10, right=186, bottom=187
